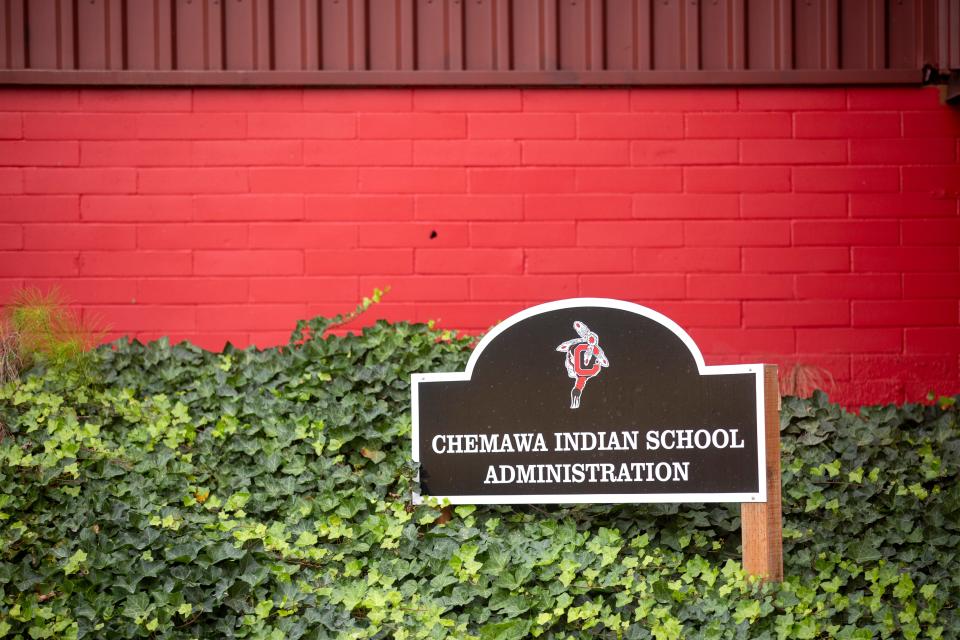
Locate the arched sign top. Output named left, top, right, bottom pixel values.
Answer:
left=461, top=298, right=712, bottom=379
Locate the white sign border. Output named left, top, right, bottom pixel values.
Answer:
left=411, top=297, right=767, bottom=505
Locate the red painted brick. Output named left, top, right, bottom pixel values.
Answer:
left=80, top=141, right=192, bottom=167
left=359, top=276, right=465, bottom=301
left=0, top=113, right=21, bottom=139
left=138, top=223, right=247, bottom=249
left=630, top=88, right=737, bottom=111
left=850, top=139, right=956, bottom=165
left=359, top=223, right=465, bottom=248
left=248, top=113, right=355, bottom=139
left=851, top=354, right=957, bottom=382
left=685, top=167, right=789, bottom=193
left=577, top=168, right=682, bottom=193
left=195, top=250, right=303, bottom=276
left=23, top=113, right=137, bottom=140
left=415, top=140, right=520, bottom=166
left=686, top=113, right=791, bottom=138
left=80, top=251, right=191, bottom=276
left=792, top=220, right=899, bottom=246
left=744, top=247, right=849, bottom=272
left=905, top=328, right=960, bottom=354
left=742, top=193, right=847, bottom=218
left=79, top=89, right=191, bottom=112
left=193, top=140, right=302, bottom=166
left=0, top=141, right=78, bottom=166
left=836, top=381, right=905, bottom=407
left=796, top=328, right=901, bottom=353
left=0, top=251, right=78, bottom=276
left=522, top=140, right=629, bottom=166
left=795, top=274, right=902, bottom=299
left=1, top=195, right=79, bottom=221
left=469, top=113, right=576, bottom=139
left=741, top=139, right=847, bottom=165
left=24, top=277, right=136, bottom=304
left=416, top=303, right=524, bottom=330
left=795, top=112, right=900, bottom=138
left=140, top=168, right=247, bottom=194
left=578, top=114, right=683, bottom=139
left=360, top=168, right=465, bottom=194
left=687, top=274, right=794, bottom=299
left=692, top=328, right=795, bottom=355
left=902, top=166, right=960, bottom=193
left=652, top=301, right=741, bottom=327
left=903, top=273, right=960, bottom=299
left=197, top=304, right=306, bottom=331
left=847, top=88, right=942, bottom=110
left=195, top=194, right=303, bottom=221
left=633, top=194, right=739, bottom=219
left=24, top=224, right=135, bottom=250
left=359, top=222, right=469, bottom=248
left=417, top=195, right=523, bottom=220
left=136, top=113, right=246, bottom=139
left=91, top=305, right=196, bottom=331
left=415, top=89, right=521, bottom=111
left=739, top=88, right=845, bottom=110
left=250, top=276, right=358, bottom=303
left=26, top=168, right=136, bottom=194
left=793, top=167, right=898, bottom=193
left=0, top=169, right=22, bottom=194
left=579, top=274, right=685, bottom=299
left=193, top=89, right=302, bottom=112
left=744, top=301, right=849, bottom=327
left=303, top=89, right=412, bottom=111
left=470, top=168, right=576, bottom=194
left=470, top=222, right=574, bottom=247
left=358, top=113, right=466, bottom=139
left=850, top=194, right=957, bottom=218
left=578, top=221, right=683, bottom=247
left=82, top=195, right=191, bottom=222
left=901, top=219, right=960, bottom=245
left=853, top=300, right=956, bottom=326
left=0, top=279, right=25, bottom=302
left=250, top=168, right=356, bottom=194
left=902, top=111, right=960, bottom=137
left=326, top=302, right=421, bottom=329
left=307, top=249, right=413, bottom=275
left=631, top=140, right=737, bottom=166
left=525, top=194, right=632, bottom=220
left=306, top=140, right=411, bottom=166
left=138, top=278, right=249, bottom=304
left=0, top=225, right=22, bottom=249
left=527, top=248, right=632, bottom=274
left=307, top=195, right=413, bottom=221
left=470, top=275, right=578, bottom=301
left=524, top=89, right=629, bottom=112
left=635, top=248, right=740, bottom=272
left=685, top=220, right=790, bottom=246
left=853, top=247, right=958, bottom=273
left=416, top=249, right=523, bottom=274
left=0, top=89, right=79, bottom=111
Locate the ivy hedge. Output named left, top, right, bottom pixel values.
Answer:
left=0, top=309, right=957, bottom=639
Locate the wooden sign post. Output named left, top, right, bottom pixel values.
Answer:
left=412, top=299, right=783, bottom=582
left=740, top=364, right=783, bottom=581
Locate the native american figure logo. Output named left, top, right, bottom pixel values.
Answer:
left=556, top=321, right=609, bottom=409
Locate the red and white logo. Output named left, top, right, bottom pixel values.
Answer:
left=556, top=321, right=609, bottom=409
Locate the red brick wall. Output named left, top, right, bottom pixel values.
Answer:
left=1, top=86, right=958, bottom=406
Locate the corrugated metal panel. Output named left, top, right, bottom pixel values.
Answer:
left=0, top=0, right=955, bottom=84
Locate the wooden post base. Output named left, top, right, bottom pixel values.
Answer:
left=741, top=364, right=783, bottom=582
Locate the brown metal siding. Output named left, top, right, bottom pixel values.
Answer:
left=0, top=0, right=955, bottom=85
